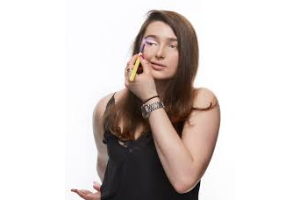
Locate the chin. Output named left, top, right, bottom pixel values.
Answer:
left=151, top=70, right=176, bottom=80
left=153, top=75, right=174, bottom=81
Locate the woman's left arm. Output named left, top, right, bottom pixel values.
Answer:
left=148, top=88, right=220, bottom=194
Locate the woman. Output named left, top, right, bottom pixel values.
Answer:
left=71, top=9, right=220, bottom=200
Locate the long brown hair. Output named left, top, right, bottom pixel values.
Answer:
left=103, top=10, right=213, bottom=141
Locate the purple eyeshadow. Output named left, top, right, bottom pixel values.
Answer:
left=140, top=42, right=145, bottom=53
left=140, top=38, right=156, bottom=52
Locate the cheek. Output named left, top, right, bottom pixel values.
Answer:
left=143, top=49, right=156, bottom=59
left=169, top=53, right=179, bottom=67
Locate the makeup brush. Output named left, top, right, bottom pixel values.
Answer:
left=129, top=41, right=146, bottom=82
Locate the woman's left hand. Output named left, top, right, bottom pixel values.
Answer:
left=125, top=55, right=158, bottom=102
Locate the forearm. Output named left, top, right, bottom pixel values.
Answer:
left=97, top=158, right=108, bottom=182
left=147, top=98, right=195, bottom=190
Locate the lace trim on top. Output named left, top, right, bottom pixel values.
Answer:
left=102, top=92, right=153, bottom=153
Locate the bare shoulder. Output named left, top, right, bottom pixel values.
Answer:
left=93, top=92, right=115, bottom=118
left=92, top=92, right=116, bottom=142
left=113, top=88, right=128, bottom=104
left=93, top=88, right=128, bottom=119
left=92, top=91, right=120, bottom=155
left=193, top=87, right=219, bottom=110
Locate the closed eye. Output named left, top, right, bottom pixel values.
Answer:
left=169, top=44, right=177, bottom=48
left=145, top=41, right=157, bottom=46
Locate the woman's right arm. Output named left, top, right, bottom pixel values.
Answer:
left=71, top=93, right=114, bottom=200
left=93, top=93, right=115, bottom=182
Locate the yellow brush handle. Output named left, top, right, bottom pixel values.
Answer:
left=129, top=55, right=141, bottom=82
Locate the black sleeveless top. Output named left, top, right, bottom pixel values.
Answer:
left=100, top=93, right=201, bottom=200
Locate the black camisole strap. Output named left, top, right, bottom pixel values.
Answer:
left=102, top=92, right=117, bottom=144
left=104, top=92, right=117, bottom=113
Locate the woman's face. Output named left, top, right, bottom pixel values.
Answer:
left=141, top=21, right=179, bottom=80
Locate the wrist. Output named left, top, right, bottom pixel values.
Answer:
left=140, top=100, right=165, bottom=119
left=142, top=94, right=159, bottom=104
left=145, top=97, right=160, bottom=105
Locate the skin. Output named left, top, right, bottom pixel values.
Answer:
left=71, top=21, right=221, bottom=199
left=142, top=21, right=179, bottom=81
left=131, top=21, right=180, bottom=100
left=71, top=182, right=101, bottom=200
left=125, top=21, right=220, bottom=193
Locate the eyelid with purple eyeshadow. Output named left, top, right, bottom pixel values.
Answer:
left=140, top=38, right=157, bottom=52
left=144, top=38, right=158, bottom=45
left=144, top=38, right=158, bottom=44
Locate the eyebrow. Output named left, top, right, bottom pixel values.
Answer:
left=144, top=34, right=178, bottom=42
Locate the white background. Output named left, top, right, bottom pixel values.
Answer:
left=1, top=0, right=300, bottom=200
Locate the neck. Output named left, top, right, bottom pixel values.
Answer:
left=155, top=79, right=170, bottom=101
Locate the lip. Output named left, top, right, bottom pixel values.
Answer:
left=150, top=62, right=166, bottom=70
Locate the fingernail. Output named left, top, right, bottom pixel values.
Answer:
left=93, top=181, right=99, bottom=185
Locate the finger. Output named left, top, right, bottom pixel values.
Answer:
left=77, top=189, right=92, bottom=195
left=125, top=68, right=133, bottom=75
left=124, top=74, right=130, bottom=88
left=140, top=56, right=151, bottom=74
left=93, top=181, right=101, bottom=192
left=124, top=68, right=132, bottom=83
left=71, top=189, right=87, bottom=199
left=125, top=54, right=141, bottom=83
left=93, top=181, right=101, bottom=186
left=126, top=54, right=140, bottom=70
left=81, top=189, right=93, bottom=194
left=76, top=190, right=88, bottom=199
left=125, top=56, right=138, bottom=83
left=93, top=184, right=101, bottom=192
left=71, top=189, right=85, bottom=193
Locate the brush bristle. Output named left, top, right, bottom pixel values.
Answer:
left=140, top=43, right=145, bottom=53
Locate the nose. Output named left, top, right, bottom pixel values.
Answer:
left=155, top=45, right=165, bottom=59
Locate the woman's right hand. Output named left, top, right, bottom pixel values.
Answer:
left=71, top=181, right=102, bottom=200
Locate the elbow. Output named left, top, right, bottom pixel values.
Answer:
left=174, top=165, right=207, bottom=193
left=173, top=177, right=194, bottom=194
left=174, top=185, right=187, bottom=194
left=173, top=172, right=204, bottom=194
